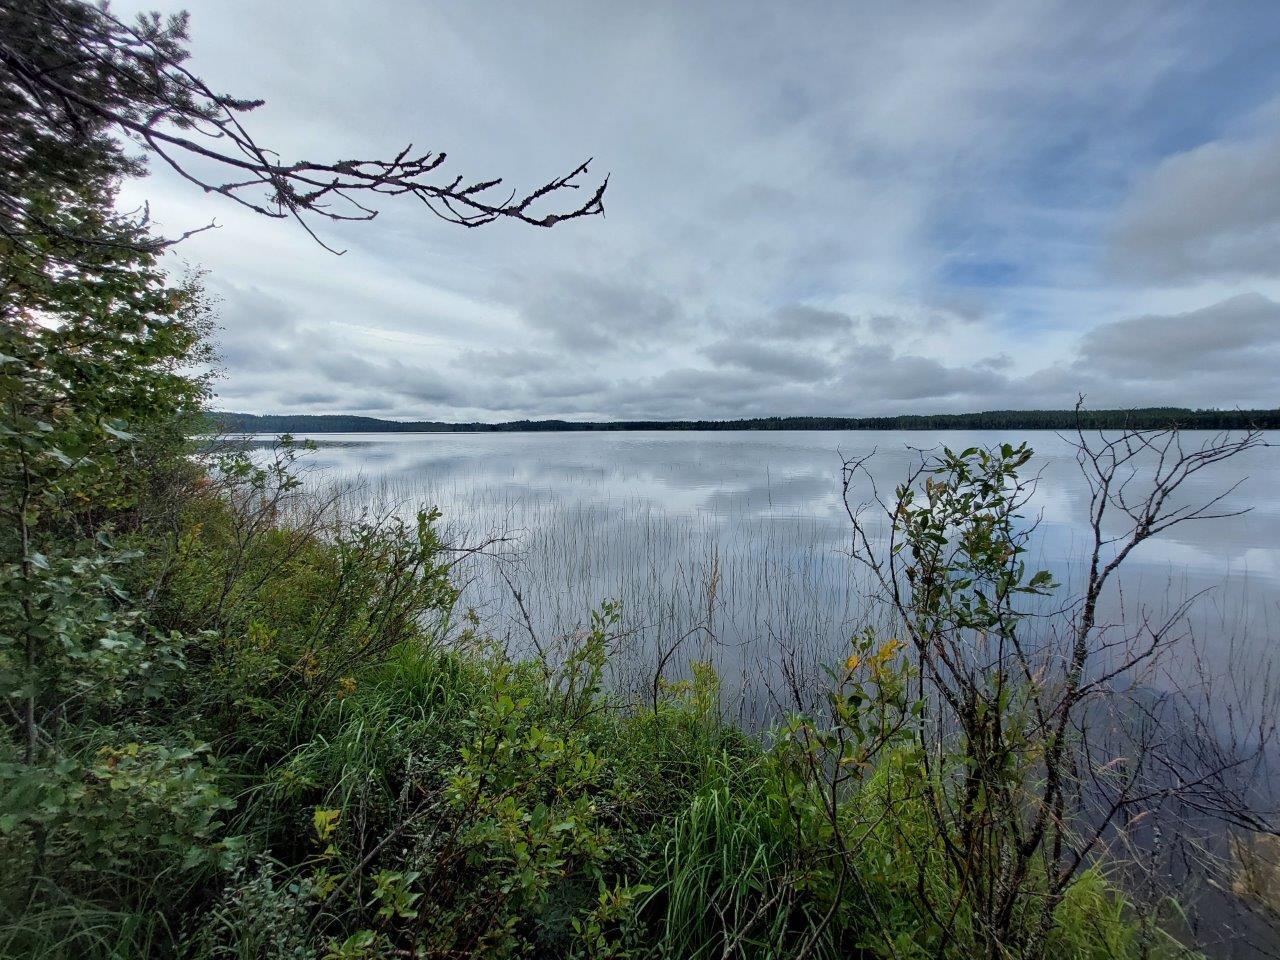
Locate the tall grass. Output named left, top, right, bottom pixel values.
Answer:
left=651, top=756, right=839, bottom=960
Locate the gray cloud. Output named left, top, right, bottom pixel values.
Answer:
left=212, top=284, right=300, bottom=374
left=702, top=339, right=836, bottom=382
left=284, top=390, right=343, bottom=406
left=514, top=272, right=682, bottom=353
left=209, top=285, right=1280, bottom=420
left=1072, top=293, right=1280, bottom=388
left=1078, top=293, right=1280, bottom=378
left=857, top=313, right=953, bottom=343
left=754, top=306, right=855, bottom=340
left=456, top=348, right=563, bottom=378
left=1112, top=130, right=1280, bottom=282
left=976, top=353, right=1014, bottom=371
left=108, top=0, right=1280, bottom=421
left=211, top=283, right=466, bottom=412
left=839, top=346, right=1002, bottom=402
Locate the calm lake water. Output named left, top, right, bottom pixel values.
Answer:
left=268, top=430, right=1278, bottom=718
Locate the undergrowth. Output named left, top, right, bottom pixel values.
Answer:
left=1, top=463, right=1197, bottom=958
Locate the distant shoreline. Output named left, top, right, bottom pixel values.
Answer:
left=209, top=408, right=1280, bottom=434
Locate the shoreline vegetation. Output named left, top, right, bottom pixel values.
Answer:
left=5, top=5, right=1279, bottom=958
left=11, top=401, right=1280, bottom=958
left=210, top=408, right=1280, bottom=435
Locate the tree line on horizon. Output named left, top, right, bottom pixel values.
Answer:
left=210, top=406, right=1280, bottom=434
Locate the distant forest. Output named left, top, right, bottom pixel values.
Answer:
left=210, top=408, right=1280, bottom=434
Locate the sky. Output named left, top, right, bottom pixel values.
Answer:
left=116, top=0, right=1280, bottom=421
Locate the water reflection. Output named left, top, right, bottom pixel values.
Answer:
left=257, top=430, right=1278, bottom=714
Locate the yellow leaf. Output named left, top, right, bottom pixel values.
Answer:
left=877, top=638, right=904, bottom=661
left=313, top=807, right=341, bottom=841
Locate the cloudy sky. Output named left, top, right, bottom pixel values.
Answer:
left=118, top=0, right=1280, bottom=421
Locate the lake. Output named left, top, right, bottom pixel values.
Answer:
left=265, top=429, right=1278, bottom=721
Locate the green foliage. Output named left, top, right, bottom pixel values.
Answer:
left=0, top=109, right=224, bottom=952
left=0, top=739, right=234, bottom=873
left=192, top=858, right=318, bottom=960
left=895, top=442, right=1058, bottom=632
left=651, top=760, right=830, bottom=959
left=163, top=495, right=458, bottom=732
